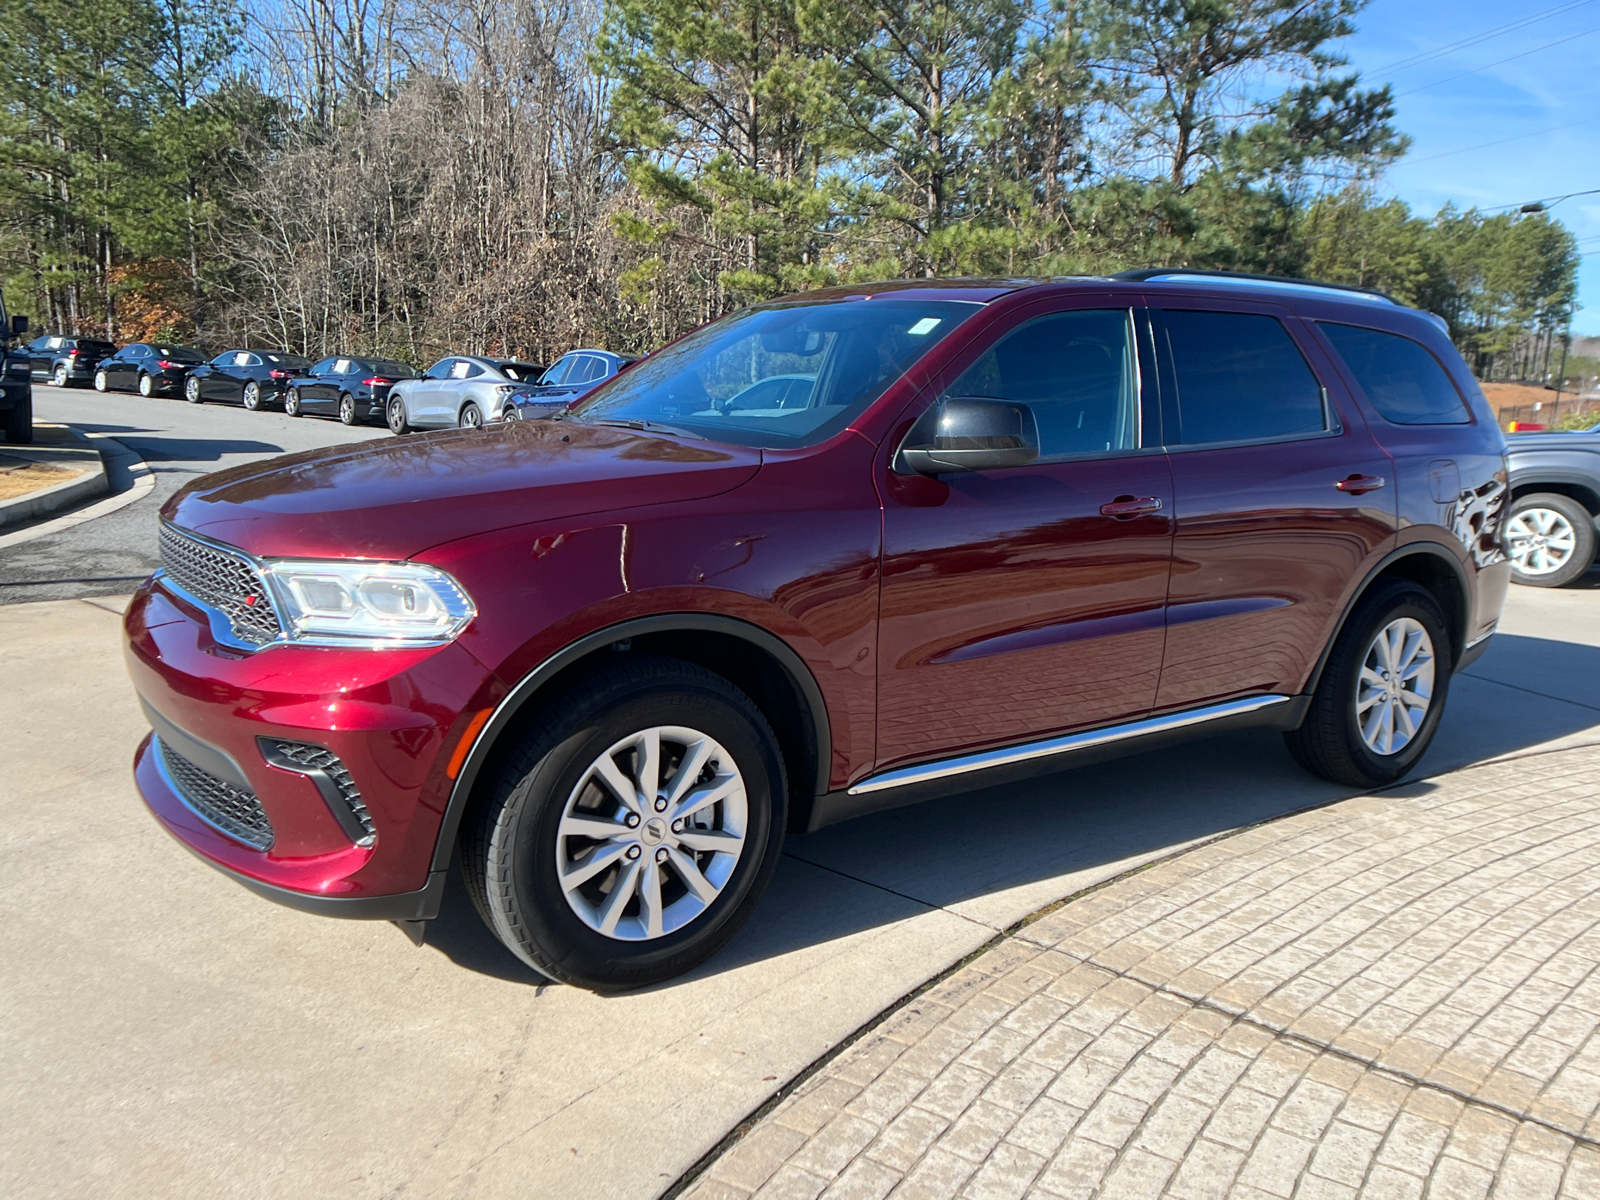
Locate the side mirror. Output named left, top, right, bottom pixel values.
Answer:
left=10, top=315, right=27, bottom=337
left=895, top=396, right=1040, bottom=475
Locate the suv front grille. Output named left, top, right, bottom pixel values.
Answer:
left=159, top=524, right=282, bottom=646
left=156, top=737, right=275, bottom=850
left=265, top=740, right=376, bottom=844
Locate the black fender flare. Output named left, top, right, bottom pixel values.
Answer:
left=426, top=613, right=832, bottom=878
left=1301, top=541, right=1474, bottom=700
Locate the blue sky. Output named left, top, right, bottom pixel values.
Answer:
left=1340, top=0, right=1600, bottom=333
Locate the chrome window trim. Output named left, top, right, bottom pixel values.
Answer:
left=847, top=694, right=1292, bottom=796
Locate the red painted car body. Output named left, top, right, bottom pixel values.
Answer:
left=125, top=275, right=1510, bottom=922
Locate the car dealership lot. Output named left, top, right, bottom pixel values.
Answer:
left=1, top=555, right=1595, bottom=1198
left=0, top=383, right=387, bottom=604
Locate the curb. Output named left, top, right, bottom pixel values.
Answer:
left=0, top=424, right=109, bottom=529
left=0, top=429, right=155, bottom=551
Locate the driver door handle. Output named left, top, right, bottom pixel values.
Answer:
left=1335, top=474, right=1386, bottom=495
left=1100, top=495, right=1164, bottom=518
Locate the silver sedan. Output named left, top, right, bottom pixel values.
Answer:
left=385, top=356, right=544, bottom=434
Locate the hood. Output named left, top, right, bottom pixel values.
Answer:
left=1506, top=430, right=1600, bottom=455
left=163, top=421, right=762, bottom=560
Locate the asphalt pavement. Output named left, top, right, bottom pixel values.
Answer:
left=0, top=382, right=387, bottom=604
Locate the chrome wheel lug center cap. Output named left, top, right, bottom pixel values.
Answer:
left=641, top=816, right=669, bottom=846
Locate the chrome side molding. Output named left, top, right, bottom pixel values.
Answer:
left=847, top=694, right=1293, bottom=796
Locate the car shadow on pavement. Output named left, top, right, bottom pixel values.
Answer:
left=422, top=631, right=1600, bottom=989
left=63, top=422, right=286, bottom=461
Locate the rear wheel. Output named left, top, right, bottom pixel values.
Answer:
left=338, top=392, right=357, bottom=425
left=387, top=396, right=411, bottom=435
left=242, top=381, right=261, bottom=411
left=459, top=401, right=484, bottom=429
left=284, top=388, right=303, bottom=418
left=462, top=656, right=786, bottom=991
left=1285, top=580, right=1451, bottom=789
left=137, top=373, right=154, bottom=397
left=1506, top=492, right=1595, bottom=588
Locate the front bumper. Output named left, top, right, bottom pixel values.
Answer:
left=125, top=579, right=494, bottom=916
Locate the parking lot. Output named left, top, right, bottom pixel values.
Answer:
left=1, top=385, right=1596, bottom=1199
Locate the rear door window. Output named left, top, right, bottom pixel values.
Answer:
left=540, top=356, right=576, bottom=386
left=1319, top=323, right=1470, bottom=425
left=1160, top=311, right=1328, bottom=445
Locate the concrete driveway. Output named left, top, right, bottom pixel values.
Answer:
left=2, top=574, right=1595, bottom=1200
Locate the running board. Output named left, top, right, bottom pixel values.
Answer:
left=798, top=694, right=1300, bottom=833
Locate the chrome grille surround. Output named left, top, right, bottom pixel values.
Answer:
left=158, top=523, right=283, bottom=647
left=264, top=740, right=376, bottom=845
left=155, top=736, right=275, bottom=850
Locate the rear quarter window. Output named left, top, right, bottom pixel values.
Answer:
left=1161, top=310, right=1328, bottom=445
left=1319, top=323, right=1470, bottom=425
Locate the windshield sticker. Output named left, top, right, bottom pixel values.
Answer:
left=907, top=318, right=942, bottom=336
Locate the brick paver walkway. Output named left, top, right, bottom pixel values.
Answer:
left=682, top=744, right=1600, bottom=1200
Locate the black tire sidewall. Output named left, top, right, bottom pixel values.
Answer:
left=487, top=676, right=785, bottom=990
left=138, top=374, right=153, bottom=396
left=461, top=402, right=483, bottom=428
left=1328, top=584, right=1452, bottom=784
left=339, top=393, right=356, bottom=424
left=243, top=383, right=259, bottom=410
left=387, top=398, right=407, bottom=434
left=1509, top=493, right=1596, bottom=588
left=285, top=389, right=301, bottom=417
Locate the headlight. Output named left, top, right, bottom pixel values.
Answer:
left=262, top=560, right=476, bottom=646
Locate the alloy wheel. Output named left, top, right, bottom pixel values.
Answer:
left=285, top=389, right=301, bottom=417
left=53, top=365, right=67, bottom=387
left=1506, top=507, right=1578, bottom=577
left=94, top=371, right=107, bottom=392
left=460, top=403, right=483, bottom=429
left=387, top=398, right=408, bottom=434
left=242, top=382, right=260, bottom=410
left=185, top=376, right=201, bottom=403
left=555, top=725, right=747, bottom=942
left=138, top=374, right=154, bottom=397
left=1355, top=617, right=1435, bottom=757
left=339, top=393, right=356, bottom=425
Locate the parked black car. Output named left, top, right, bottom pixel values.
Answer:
left=505, top=349, right=638, bottom=418
left=1, top=303, right=30, bottom=443
left=283, top=355, right=421, bottom=425
left=26, top=334, right=117, bottom=387
left=1505, top=422, right=1600, bottom=586
left=184, top=349, right=314, bottom=410
left=94, top=343, right=206, bottom=396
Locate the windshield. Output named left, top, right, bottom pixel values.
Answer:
left=158, top=347, right=204, bottom=363
left=570, top=299, right=979, bottom=448
left=367, top=359, right=417, bottom=378
left=264, top=353, right=311, bottom=369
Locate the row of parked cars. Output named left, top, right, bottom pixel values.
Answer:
left=24, top=334, right=638, bottom=432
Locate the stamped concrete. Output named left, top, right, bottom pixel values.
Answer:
left=680, top=745, right=1600, bottom=1200
left=2, top=574, right=1596, bottom=1200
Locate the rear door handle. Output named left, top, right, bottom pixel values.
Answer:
left=1100, top=495, right=1164, bottom=518
left=1335, top=474, right=1386, bottom=495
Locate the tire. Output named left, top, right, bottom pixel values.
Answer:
left=52, top=364, right=68, bottom=388
left=3, top=396, right=33, bottom=444
left=284, top=388, right=303, bottom=418
left=137, top=373, right=154, bottom=397
left=185, top=376, right=203, bottom=404
left=242, top=381, right=261, bottom=411
left=459, top=401, right=484, bottom=429
left=94, top=371, right=108, bottom=393
left=461, top=655, right=787, bottom=991
left=338, top=392, right=357, bottom=426
left=387, top=396, right=412, bottom=435
left=1285, top=580, right=1452, bottom=789
left=1505, top=492, right=1595, bottom=588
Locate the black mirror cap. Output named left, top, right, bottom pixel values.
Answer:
left=896, top=396, right=1040, bottom=475
left=10, top=315, right=27, bottom=337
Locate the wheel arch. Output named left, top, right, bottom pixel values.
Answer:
left=430, top=613, right=832, bottom=877
left=1509, top=478, right=1600, bottom=518
left=1303, top=543, right=1472, bottom=696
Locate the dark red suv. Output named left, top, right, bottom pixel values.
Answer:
left=125, top=272, right=1511, bottom=989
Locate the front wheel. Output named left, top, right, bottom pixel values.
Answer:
left=462, top=656, right=787, bottom=991
left=1285, top=580, right=1451, bottom=789
left=338, top=392, right=357, bottom=425
left=386, top=396, right=411, bottom=435
left=242, top=381, right=261, bottom=411
left=185, top=376, right=203, bottom=404
left=1506, top=492, right=1595, bottom=587
left=94, top=371, right=108, bottom=393
left=137, top=373, right=155, bottom=397
left=284, top=388, right=303, bottom=418
left=52, top=364, right=68, bottom=388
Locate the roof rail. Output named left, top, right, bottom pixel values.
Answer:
left=1111, top=268, right=1400, bottom=305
